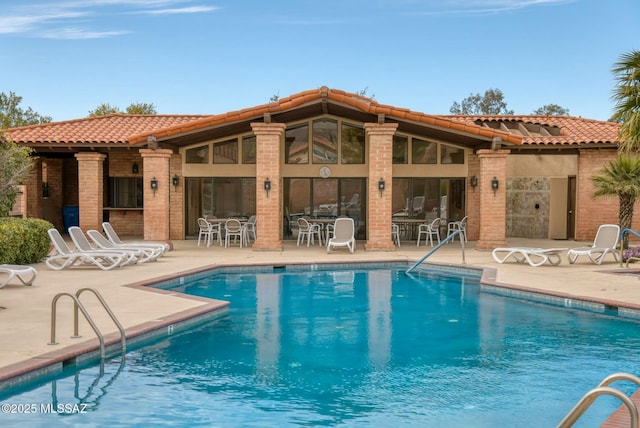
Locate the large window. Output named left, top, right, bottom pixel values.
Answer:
left=412, top=138, right=437, bottom=164
left=285, top=124, right=309, bottom=164
left=213, top=138, right=238, bottom=164
left=109, top=177, right=143, bottom=208
left=392, top=178, right=465, bottom=222
left=312, top=119, right=338, bottom=164
left=184, top=177, right=256, bottom=237
left=441, top=144, right=464, bottom=164
left=242, top=136, right=256, bottom=164
left=341, top=123, right=365, bottom=164
left=393, top=135, right=408, bottom=164
left=284, top=178, right=365, bottom=239
left=185, top=145, right=209, bottom=164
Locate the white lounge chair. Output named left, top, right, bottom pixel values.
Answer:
left=492, top=247, right=568, bottom=267
left=567, top=224, right=621, bottom=265
left=45, top=228, right=126, bottom=271
left=0, top=264, right=37, bottom=287
left=102, top=222, right=170, bottom=254
left=69, top=226, right=139, bottom=266
left=87, top=230, right=162, bottom=262
left=327, top=217, right=356, bottom=253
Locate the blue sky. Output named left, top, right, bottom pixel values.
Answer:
left=1, top=0, right=638, bottom=122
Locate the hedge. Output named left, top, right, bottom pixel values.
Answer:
left=0, top=217, right=53, bottom=264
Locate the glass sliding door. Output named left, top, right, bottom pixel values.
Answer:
left=185, top=177, right=256, bottom=238
left=284, top=178, right=366, bottom=240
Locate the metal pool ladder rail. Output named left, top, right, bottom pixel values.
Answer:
left=49, top=287, right=126, bottom=359
left=557, top=372, right=640, bottom=428
left=405, top=229, right=465, bottom=274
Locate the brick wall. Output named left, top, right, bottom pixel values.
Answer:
left=574, top=149, right=640, bottom=242
left=107, top=152, right=144, bottom=236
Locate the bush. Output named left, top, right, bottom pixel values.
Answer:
left=623, top=246, right=640, bottom=263
left=0, top=217, right=53, bottom=264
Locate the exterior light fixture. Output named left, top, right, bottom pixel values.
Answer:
left=172, top=174, right=180, bottom=189
left=150, top=177, right=158, bottom=193
left=491, top=177, right=499, bottom=192
left=470, top=175, right=478, bottom=188
left=378, top=178, right=385, bottom=191
left=264, top=178, right=271, bottom=197
left=132, top=162, right=139, bottom=174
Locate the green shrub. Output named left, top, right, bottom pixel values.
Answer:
left=0, top=217, right=53, bottom=264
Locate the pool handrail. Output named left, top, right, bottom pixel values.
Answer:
left=405, top=229, right=464, bottom=274
left=620, top=228, right=640, bottom=267
left=557, top=372, right=640, bottom=428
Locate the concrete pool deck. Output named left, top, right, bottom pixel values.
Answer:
left=1, top=236, right=639, bottom=390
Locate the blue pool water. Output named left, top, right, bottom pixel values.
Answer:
left=2, top=265, right=640, bottom=427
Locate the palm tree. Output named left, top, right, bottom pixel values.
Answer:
left=611, top=50, right=640, bottom=151
left=592, top=154, right=640, bottom=246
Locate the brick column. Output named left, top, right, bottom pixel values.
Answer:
left=24, top=158, right=42, bottom=220
left=75, top=152, right=106, bottom=232
left=364, top=122, right=397, bottom=251
left=476, top=149, right=509, bottom=250
left=251, top=122, right=285, bottom=251
left=140, top=149, right=172, bottom=243
left=169, top=153, right=184, bottom=241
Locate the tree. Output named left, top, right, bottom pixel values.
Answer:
left=125, top=102, right=157, bottom=115
left=0, top=134, right=34, bottom=217
left=0, top=91, right=52, bottom=129
left=611, top=50, right=640, bottom=152
left=88, top=102, right=157, bottom=117
left=591, top=154, right=640, bottom=246
left=449, top=88, right=514, bottom=115
left=532, top=104, right=570, bottom=115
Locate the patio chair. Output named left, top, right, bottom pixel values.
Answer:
left=243, top=215, right=257, bottom=244
left=447, top=216, right=467, bottom=242
left=224, top=219, right=244, bottom=248
left=87, top=230, right=162, bottom=262
left=0, top=264, right=37, bottom=288
left=197, top=217, right=221, bottom=247
left=567, top=224, right=621, bottom=265
left=327, top=217, right=356, bottom=253
left=102, top=222, right=170, bottom=254
left=492, top=247, right=567, bottom=267
left=417, top=218, right=441, bottom=247
left=297, top=217, right=322, bottom=247
left=45, top=228, right=126, bottom=271
left=69, top=226, right=139, bottom=266
left=392, top=223, right=401, bottom=247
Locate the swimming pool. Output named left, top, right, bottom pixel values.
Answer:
left=1, top=264, right=639, bottom=426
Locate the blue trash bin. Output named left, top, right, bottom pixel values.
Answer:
left=62, top=206, right=79, bottom=230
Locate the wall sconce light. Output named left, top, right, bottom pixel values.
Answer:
left=378, top=178, right=385, bottom=191
left=132, top=162, right=139, bottom=174
left=491, top=177, right=499, bottom=192
left=264, top=178, right=271, bottom=197
left=470, top=175, right=478, bottom=188
left=150, top=177, right=158, bottom=193
left=172, top=174, right=180, bottom=189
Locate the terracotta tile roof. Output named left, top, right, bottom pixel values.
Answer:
left=127, top=87, right=523, bottom=146
left=5, top=114, right=207, bottom=146
left=3, top=89, right=619, bottom=150
left=446, top=115, right=620, bottom=146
